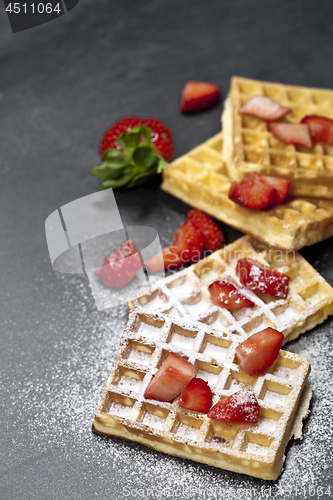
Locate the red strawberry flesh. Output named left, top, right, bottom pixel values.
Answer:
left=255, top=174, right=290, bottom=205
left=269, top=122, right=312, bottom=148
left=238, top=95, right=291, bottom=121
left=208, top=281, right=255, bottom=309
left=173, top=219, right=204, bottom=263
left=235, top=328, right=284, bottom=376
left=145, top=246, right=183, bottom=273
left=301, top=115, right=333, bottom=145
left=236, top=257, right=290, bottom=299
left=229, top=176, right=277, bottom=210
left=207, top=389, right=259, bottom=423
left=187, top=209, right=225, bottom=252
left=144, top=353, right=195, bottom=402
left=178, top=377, right=213, bottom=413
left=181, top=81, right=221, bottom=114
left=99, top=116, right=175, bottom=162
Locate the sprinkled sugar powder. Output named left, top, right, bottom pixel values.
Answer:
left=2, top=271, right=332, bottom=500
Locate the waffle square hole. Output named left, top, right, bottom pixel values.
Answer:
left=237, top=80, right=262, bottom=94
left=140, top=403, right=169, bottom=430
left=242, top=432, right=274, bottom=457
left=243, top=148, right=264, bottom=164
left=242, top=131, right=266, bottom=147
left=287, top=89, right=310, bottom=104
left=136, top=315, right=164, bottom=341
left=311, top=90, right=333, bottom=106
left=269, top=152, right=292, bottom=167
left=112, top=366, right=146, bottom=393
left=189, top=148, right=221, bottom=166
left=167, top=276, right=195, bottom=300
left=123, top=340, right=155, bottom=367
left=224, top=370, right=256, bottom=391
left=172, top=414, right=204, bottom=442
left=262, top=86, right=286, bottom=102
left=241, top=114, right=267, bottom=131
left=200, top=333, right=232, bottom=362
left=167, top=324, right=198, bottom=350
left=195, top=360, right=223, bottom=387
left=256, top=407, right=283, bottom=434
left=208, top=420, right=237, bottom=448
left=241, top=314, right=275, bottom=334
left=259, top=380, right=292, bottom=406
left=182, top=293, right=211, bottom=318
left=200, top=310, right=233, bottom=330
left=101, top=391, right=136, bottom=418
left=270, top=354, right=301, bottom=380
left=138, top=289, right=169, bottom=313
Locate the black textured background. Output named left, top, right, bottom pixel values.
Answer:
left=1, top=1, right=333, bottom=499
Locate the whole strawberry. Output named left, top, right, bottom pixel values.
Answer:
left=187, top=209, right=225, bottom=253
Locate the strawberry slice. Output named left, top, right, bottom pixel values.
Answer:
left=173, top=219, right=204, bottom=263
left=208, top=281, right=255, bottom=309
left=187, top=209, right=225, bottom=252
left=99, top=116, right=175, bottom=162
left=236, top=258, right=290, bottom=299
left=178, top=377, right=213, bottom=413
left=144, top=353, right=195, bottom=402
left=269, top=122, right=312, bottom=148
left=94, top=239, right=142, bottom=290
left=301, top=115, right=333, bottom=145
left=145, top=246, right=183, bottom=273
left=239, top=95, right=291, bottom=121
left=254, top=174, right=290, bottom=205
left=235, top=328, right=284, bottom=376
left=207, top=390, right=259, bottom=423
left=181, top=81, right=221, bottom=113
left=229, top=175, right=277, bottom=210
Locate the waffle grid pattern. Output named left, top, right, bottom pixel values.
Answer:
left=128, top=237, right=333, bottom=345
left=94, top=309, right=310, bottom=480
left=161, top=133, right=333, bottom=250
left=222, top=76, right=333, bottom=198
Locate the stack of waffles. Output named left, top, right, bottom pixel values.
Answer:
left=93, top=78, right=333, bottom=480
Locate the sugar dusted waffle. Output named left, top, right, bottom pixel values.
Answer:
left=222, top=76, right=333, bottom=198
left=128, top=236, right=333, bottom=345
left=161, top=132, right=333, bottom=250
left=93, top=308, right=311, bottom=480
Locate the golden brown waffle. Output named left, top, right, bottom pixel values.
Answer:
left=161, top=132, right=333, bottom=250
left=222, top=76, right=333, bottom=198
left=93, top=309, right=311, bottom=480
left=128, top=236, right=333, bottom=345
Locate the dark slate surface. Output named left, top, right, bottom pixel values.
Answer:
left=1, top=1, right=333, bottom=499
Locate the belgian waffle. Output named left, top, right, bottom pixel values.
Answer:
left=128, top=236, right=333, bottom=345
left=161, top=132, right=333, bottom=250
left=222, top=76, right=333, bottom=198
left=93, top=309, right=311, bottom=480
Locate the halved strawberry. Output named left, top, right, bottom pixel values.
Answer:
left=236, top=258, right=290, bottom=299
left=145, top=246, right=183, bottom=273
left=301, top=115, right=333, bottom=145
left=207, top=389, right=259, bottom=423
left=181, top=81, right=221, bottom=113
left=208, top=281, right=255, bottom=309
left=99, top=116, right=175, bottom=162
left=239, top=95, right=291, bottom=121
left=269, top=122, right=312, bottom=148
left=187, top=209, right=225, bottom=252
left=229, top=176, right=277, bottom=210
left=173, top=219, right=204, bottom=263
left=94, top=239, right=142, bottom=289
left=178, top=377, right=213, bottom=413
left=254, top=174, right=290, bottom=205
left=144, top=353, right=195, bottom=402
left=235, top=328, right=284, bottom=376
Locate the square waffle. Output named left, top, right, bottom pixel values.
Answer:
left=128, top=236, right=333, bottom=345
left=161, top=132, right=333, bottom=250
left=222, top=76, right=333, bottom=198
left=93, top=309, right=311, bottom=480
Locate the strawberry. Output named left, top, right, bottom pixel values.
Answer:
left=207, top=389, right=259, bottom=423
left=94, top=239, right=142, bottom=290
left=208, top=281, right=255, bottom=309
left=173, top=219, right=204, bottom=263
left=235, top=328, right=284, bottom=376
left=144, top=353, right=195, bottom=402
left=178, top=377, right=213, bottom=413
left=254, top=174, right=290, bottom=205
left=269, top=122, right=312, bottom=148
left=181, top=81, right=221, bottom=113
left=187, top=209, right=225, bottom=252
left=239, top=95, right=291, bottom=121
left=99, top=116, right=175, bottom=162
left=236, top=258, right=290, bottom=299
left=229, top=175, right=277, bottom=210
left=145, top=246, right=183, bottom=273
left=301, top=115, right=333, bottom=145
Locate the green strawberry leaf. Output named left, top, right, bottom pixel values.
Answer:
left=132, top=146, right=158, bottom=169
